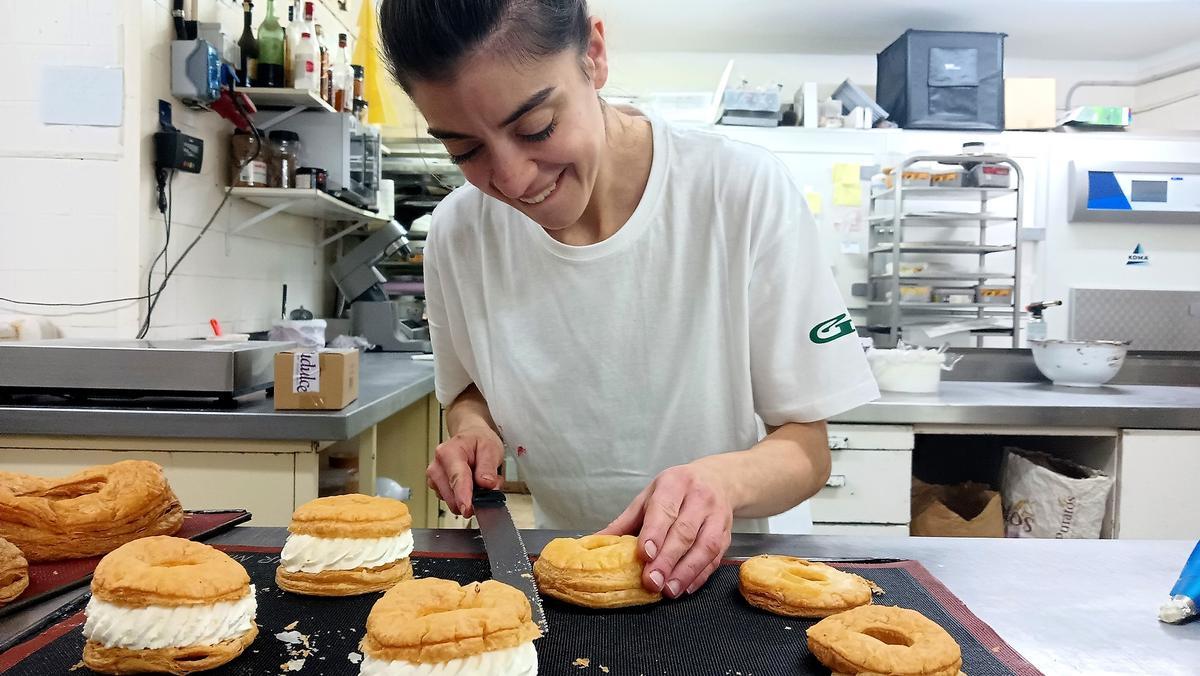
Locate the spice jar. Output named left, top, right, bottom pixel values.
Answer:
left=268, top=129, right=301, bottom=188
left=296, top=167, right=327, bottom=191
left=229, top=129, right=269, bottom=187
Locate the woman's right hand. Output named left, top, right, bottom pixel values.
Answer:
left=426, top=424, right=506, bottom=518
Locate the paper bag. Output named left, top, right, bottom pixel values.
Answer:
left=911, top=479, right=1004, bottom=538
left=1001, top=447, right=1114, bottom=539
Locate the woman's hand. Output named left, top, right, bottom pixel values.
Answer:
left=426, top=424, right=505, bottom=518
left=598, top=463, right=733, bottom=598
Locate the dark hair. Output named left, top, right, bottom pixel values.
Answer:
left=378, top=0, right=591, bottom=91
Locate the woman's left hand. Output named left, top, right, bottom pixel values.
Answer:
left=597, top=463, right=733, bottom=598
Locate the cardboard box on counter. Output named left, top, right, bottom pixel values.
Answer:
left=1005, top=77, right=1057, bottom=130
left=273, top=348, right=359, bottom=410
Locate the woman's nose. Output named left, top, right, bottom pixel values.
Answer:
left=489, top=147, right=539, bottom=200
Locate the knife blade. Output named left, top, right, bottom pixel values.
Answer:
left=472, top=488, right=549, bottom=635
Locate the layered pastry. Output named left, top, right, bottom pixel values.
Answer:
left=276, top=494, right=414, bottom=596
left=739, top=554, right=872, bottom=618
left=0, top=536, right=29, bottom=604
left=807, top=605, right=963, bottom=676
left=360, top=578, right=541, bottom=675
left=82, top=536, right=257, bottom=674
left=0, top=460, right=183, bottom=561
left=533, top=534, right=662, bottom=609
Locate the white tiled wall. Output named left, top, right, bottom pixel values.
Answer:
left=0, top=0, right=364, bottom=339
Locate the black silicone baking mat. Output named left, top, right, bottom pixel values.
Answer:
left=0, top=546, right=1041, bottom=675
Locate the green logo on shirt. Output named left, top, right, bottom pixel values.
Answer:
left=809, top=313, right=854, bottom=344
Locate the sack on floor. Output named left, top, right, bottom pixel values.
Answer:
left=911, top=478, right=1004, bottom=538
left=1001, top=447, right=1114, bottom=539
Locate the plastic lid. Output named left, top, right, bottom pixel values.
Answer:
left=268, top=129, right=300, bottom=142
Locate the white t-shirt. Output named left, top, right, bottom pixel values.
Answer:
left=424, top=117, right=879, bottom=532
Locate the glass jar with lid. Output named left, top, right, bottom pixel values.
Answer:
left=268, top=129, right=301, bottom=188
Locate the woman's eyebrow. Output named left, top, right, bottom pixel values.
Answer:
left=426, top=86, right=556, bottom=140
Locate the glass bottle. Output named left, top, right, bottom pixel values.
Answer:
left=255, top=0, right=286, bottom=87
left=237, top=1, right=258, bottom=87
left=332, top=33, right=354, bottom=112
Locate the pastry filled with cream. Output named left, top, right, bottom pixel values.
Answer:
left=276, top=494, right=415, bottom=596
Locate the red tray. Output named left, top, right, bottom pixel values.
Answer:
left=0, top=510, right=251, bottom=620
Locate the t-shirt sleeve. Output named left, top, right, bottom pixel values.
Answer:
left=747, top=156, right=879, bottom=426
left=424, top=210, right=472, bottom=407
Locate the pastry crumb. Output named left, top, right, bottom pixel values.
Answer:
left=600, top=666, right=610, bottom=673
left=284, top=620, right=299, bottom=630
left=573, top=657, right=591, bottom=668
left=69, top=661, right=86, bottom=671
left=348, top=652, right=363, bottom=664
left=280, top=658, right=306, bottom=672
left=784, top=625, right=793, bottom=630
left=869, top=581, right=885, bottom=596
left=275, top=631, right=305, bottom=645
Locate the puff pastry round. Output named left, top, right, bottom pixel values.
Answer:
left=0, top=460, right=183, bottom=562
left=533, top=534, right=662, bottom=609
left=276, top=493, right=415, bottom=596
left=83, top=536, right=257, bottom=675
left=0, top=536, right=29, bottom=604
left=739, top=555, right=873, bottom=618
left=361, top=578, right=542, bottom=665
left=807, top=604, right=963, bottom=676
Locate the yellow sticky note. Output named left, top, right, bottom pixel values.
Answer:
left=832, top=163, right=860, bottom=185
left=834, top=182, right=862, bottom=206
left=804, top=191, right=823, bottom=215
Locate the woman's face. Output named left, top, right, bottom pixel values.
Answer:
left=407, top=21, right=610, bottom=232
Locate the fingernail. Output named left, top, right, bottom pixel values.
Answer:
left=480, top=474, right=495, bottom=483
left=458, top=502, right=468, bottom=514
left=666, top=579, right=681, bottom=597
left=649, top=570, right=664, bottom=591
left=644, top=540, right=658, bottom=559
left=686, top=583, right=698, bottom=595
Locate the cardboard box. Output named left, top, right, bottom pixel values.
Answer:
left=273, top=348, right=359, bottom=410
left=1005, top=78, right=1057, bottom=130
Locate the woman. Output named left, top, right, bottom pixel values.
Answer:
left=379, top=0, right=878, bottom=599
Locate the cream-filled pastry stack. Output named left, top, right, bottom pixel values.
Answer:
left=82, top=536, right=257, bottom=674
left=277, top=494, right=414, bottom=596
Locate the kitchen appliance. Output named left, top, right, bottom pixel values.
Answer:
left=0, top=340, right=293, bottom=400
left=472, top=489, right=549, bottom=634
left=1029, top=339, right=1129, bottom=387
left=329, top=220, right=431, bottom=352
left=269, top=110, right=381, bottom=208
left=1069, top=161, right=1200, bottom=224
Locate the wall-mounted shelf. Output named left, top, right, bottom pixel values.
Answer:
left=230, top=187, right=387, bottom=244
left=242, top=87, right=338, bottom=129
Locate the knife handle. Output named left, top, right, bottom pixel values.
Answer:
left=473, top=489, right=507, bottom=506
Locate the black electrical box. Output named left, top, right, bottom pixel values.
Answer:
left=154, top=130, right=204, bottom=173
left=876, top=30, right=1006, bottom=131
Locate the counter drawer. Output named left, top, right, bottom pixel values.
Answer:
left=827, top=424, right=914, bottom=451
left=809, top=449, right=912, bottom=524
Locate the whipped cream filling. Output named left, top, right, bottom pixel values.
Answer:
left=83, top=585, right=256, bottom=650
left=359, top=642, right=537, bottom=676
left=280, top=530, right=414, bottom=573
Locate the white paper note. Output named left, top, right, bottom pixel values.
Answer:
left=292, top=352, right=320, bottom=393
left=40, top=66, right=124, bottom=127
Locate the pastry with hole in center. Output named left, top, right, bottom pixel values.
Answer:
left=807, top=604, right=963, bottom=676
left=360, top=577, right=541, bottom=675
left=276, top=494, right=414, bottom=596
left=0, top=536, right=29, bottom=604
left=0, top=460, right=183, bottom=562
left=533, top=534, right=662, bottom=609
left=739, top=554, right=873, bottom=618
left=82, top=536, right=257, bottom=675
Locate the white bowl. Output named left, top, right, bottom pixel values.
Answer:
left=1029, top=339, right=1129, bottom=387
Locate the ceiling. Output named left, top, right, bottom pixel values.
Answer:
left=591, top=0, right=1200, bottom=61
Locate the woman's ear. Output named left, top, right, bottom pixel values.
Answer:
left=582, top=17, right=609, bottom=90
